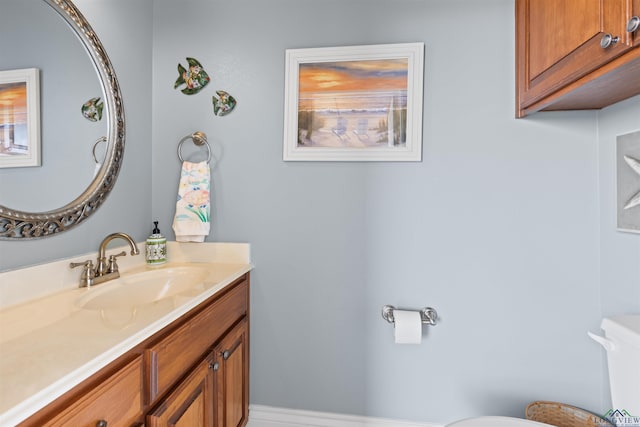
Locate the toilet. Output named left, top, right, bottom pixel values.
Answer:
left=445, top=314, right=640, bottom=427
left=590, top=315, right=640, bottom=417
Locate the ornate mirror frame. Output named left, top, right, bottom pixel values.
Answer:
left=0, top=0, right=124, bottom=239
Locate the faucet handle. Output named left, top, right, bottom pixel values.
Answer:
left=70, top=260, right=95, bottom=288
left=70, top=259, right=93, bottom=270
left=107, top=251, right=127, bottom=273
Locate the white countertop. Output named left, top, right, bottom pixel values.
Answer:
left=0, top=242, right=252, bottom=426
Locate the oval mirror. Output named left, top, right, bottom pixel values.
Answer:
left=0, top=0, right=124, bottom=239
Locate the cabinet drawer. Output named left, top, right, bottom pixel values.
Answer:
left=147, top=278, right=248, bottom=401
left=40, top=356, right=143, bottom=427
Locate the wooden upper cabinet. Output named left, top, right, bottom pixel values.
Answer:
left=632, top=2, right=640, bottom=46
left=516, top=0, right=640, bottom=117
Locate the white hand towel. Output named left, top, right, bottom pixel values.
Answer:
left=172, top=161, right=210, bottom=242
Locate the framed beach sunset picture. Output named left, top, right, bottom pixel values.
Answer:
left=0, top=68, right=40, bottom=168
left=283, top=43, right=424, bottom=161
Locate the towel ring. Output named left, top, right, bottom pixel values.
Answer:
left=178, top=131, right=211, bottom=163
left=92, top=136, right=107, bottom=163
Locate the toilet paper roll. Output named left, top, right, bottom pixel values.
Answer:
left=393, top=310, right=422, bottom=344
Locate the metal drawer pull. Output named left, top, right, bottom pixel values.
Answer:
left=600, top=33, right=619, bottom=49
left=628, top=16, right=640, bottom=33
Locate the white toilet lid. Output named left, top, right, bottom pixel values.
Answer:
left=446, top=416, right=553, bottom=427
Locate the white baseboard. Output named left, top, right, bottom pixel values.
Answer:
left=247, top=404, right=443, bottom=427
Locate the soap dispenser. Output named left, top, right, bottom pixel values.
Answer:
left=146, top=221, right=167, bottom=265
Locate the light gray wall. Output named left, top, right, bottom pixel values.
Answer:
left=0, top=0, right=153, bottom=270
left=150, top=0, right=637, bottom=424
left=1, top=0, right=638, bottom=424
left=595, top=96, right=640, bottom=410
left=598, top=95, right=640, bottom=317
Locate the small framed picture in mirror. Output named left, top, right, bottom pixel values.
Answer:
left=0, top=68, right=41, bottom=168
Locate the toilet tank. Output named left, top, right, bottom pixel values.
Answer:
left=600, top=315, right=640, bottom=419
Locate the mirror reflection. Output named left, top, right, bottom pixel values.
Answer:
left=0, top=0, right=124, bottom=239
left=0, top=0, right=106, bottom=212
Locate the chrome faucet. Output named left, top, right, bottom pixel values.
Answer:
left=70, top=232, right=140, bottom=288
left=96, top=232, right=139, bottom=276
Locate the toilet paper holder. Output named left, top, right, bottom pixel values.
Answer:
left=381, top=305, right=438, bottom=326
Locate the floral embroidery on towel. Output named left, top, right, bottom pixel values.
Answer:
left=175, top=161, right=210, bottom=224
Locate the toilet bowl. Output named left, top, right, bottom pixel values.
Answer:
left=446, top=416, right=551, bottom=426
left=446, top=315, right=640, bottom=427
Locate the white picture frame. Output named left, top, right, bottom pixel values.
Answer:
left=0, top=68, right=41, bottom=168
left=283, top=43, right=424, bottom=162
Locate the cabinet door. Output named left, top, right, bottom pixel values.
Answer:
left=516, top=0, right=636, bottom=114
left=632, top=0, right=640, bottom=46
left=213, top=319, right=249, bottom=427
left=35, top=356, right=143, bottom=427
left=147, top=357, right=214, bottom=427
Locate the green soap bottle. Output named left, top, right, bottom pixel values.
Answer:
left=146, top=221, right=167, bottom=265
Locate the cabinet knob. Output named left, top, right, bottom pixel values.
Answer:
left=222, top=350, right=231, bottom=360
left=96, top=420, right=108, bottom=427
left=209, top=361, right=220, bottom=371
left=600, top=33, right=620, bottom=49
left=628, top=16, right=640, bottom=33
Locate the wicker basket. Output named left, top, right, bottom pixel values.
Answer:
left=525, top=401, right=615, bottom=427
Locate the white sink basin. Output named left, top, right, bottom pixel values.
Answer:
left=76, top=266, right=209, bottom=310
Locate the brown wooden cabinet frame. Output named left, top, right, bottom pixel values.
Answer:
left=516, top=0, right=640, bottom=117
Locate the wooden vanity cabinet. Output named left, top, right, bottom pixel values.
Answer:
left=19, top=274, right=250, bottom=427
left=146, top=356, right=215, bottom=427
left=147, top=319, right=249, bottom=427
left=146, top=278, right=248, bottom=402
left=19, top=356, right=144, bottom=427
left=516, top=0, right=640, bottom=117
left=213, top=318, right=249, bottom=427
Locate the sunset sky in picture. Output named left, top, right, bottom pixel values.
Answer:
left=0, top=83, right=27, bottom=125
left=298, top=59, right=409, bottom=94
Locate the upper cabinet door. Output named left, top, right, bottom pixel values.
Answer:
left=516, top=0, right=640, bottom=117
left=631, top=0, right=640, bottom=46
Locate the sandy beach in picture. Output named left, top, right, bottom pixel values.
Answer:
left=297, top=58, right=409, bottom=149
